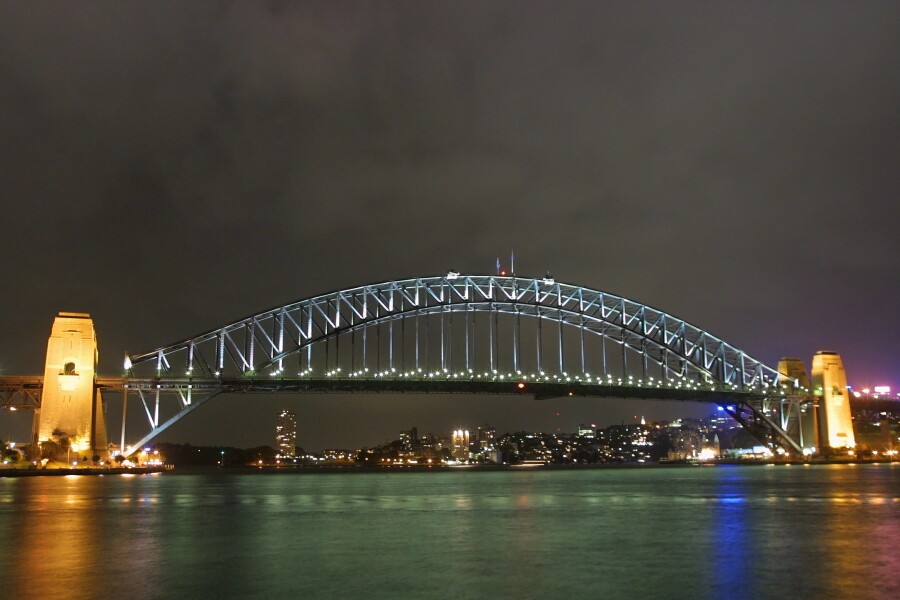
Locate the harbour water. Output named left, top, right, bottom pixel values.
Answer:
left=0, top=464, right=897, bottom=599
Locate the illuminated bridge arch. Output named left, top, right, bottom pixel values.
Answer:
left=129, top=275, right=787, bottom=388
left=122, top=275, right=801, bottom=454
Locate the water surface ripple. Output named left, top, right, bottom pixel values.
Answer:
left=0, top=464, right=896, bottom=599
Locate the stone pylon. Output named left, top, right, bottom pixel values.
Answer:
left=810, top=351, right=855, bottom=450
left=36, top=313, right=108, bottom=460
left=778, top=357, right=818, bottom=451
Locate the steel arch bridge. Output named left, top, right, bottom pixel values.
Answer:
left=116, top=274, right=809, bottom=456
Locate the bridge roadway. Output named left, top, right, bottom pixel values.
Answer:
left=1, top=374, right=760, bottom=404
left=0, top=373, right=792, bottom=456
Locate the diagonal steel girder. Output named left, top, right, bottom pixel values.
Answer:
left=722, top=400, right=804, bottom=455
left=125, top=275, right=796, bottom=392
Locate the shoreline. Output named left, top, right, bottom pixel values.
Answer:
left=2, top=460, right=894, bottom=477
left=0, top=466, right=170, bottom=477
left=174, top=459, right=896, bottom=474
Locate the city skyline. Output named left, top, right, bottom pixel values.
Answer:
left=150, top=397, right=897, bottom=462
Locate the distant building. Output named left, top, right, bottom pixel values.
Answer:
left=476, top=424, right=496, bottom=450
left=399, top=427, right=418, bottom=451
left=577, top=424, right=596, bottom=439
left=699, top=434, right=721, bottom=460
left=451, top=429, right=470, bottom=461
left=276, top=410, right=297, bottom=458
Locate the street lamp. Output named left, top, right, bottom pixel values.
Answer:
left=69, top=442, right=81, bottom=467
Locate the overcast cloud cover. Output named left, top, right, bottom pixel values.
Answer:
left=1, top=2, right=897, bottom=447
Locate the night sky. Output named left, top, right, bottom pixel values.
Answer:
left=1, top=2, right=898, bottom=450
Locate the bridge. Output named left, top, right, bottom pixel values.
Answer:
left=2, top=273, right=844, bottom=458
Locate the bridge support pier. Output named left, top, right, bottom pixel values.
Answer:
left=811, top=351, right=856, bottom=451
left=36, top=313, right=108, bottom=461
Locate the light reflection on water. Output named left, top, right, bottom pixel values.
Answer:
left=0, top=465, right=897, bottom=599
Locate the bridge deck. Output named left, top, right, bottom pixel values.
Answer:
left=2, top=375, right=760, bottom=403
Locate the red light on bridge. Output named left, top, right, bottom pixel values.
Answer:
left=516, top=382, right=526, bottom=390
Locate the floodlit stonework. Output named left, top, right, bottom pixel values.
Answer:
left=37, top=313, right=107, bottom=458
left=811, top=351, right=856, bottom=449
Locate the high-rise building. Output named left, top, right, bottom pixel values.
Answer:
left=476, top=424, right=496, bottom=449
left=275, top=410, right=297, bottom=458
left=451, top=429, right=470, bottom=461
left=399, top=427, right=418, bottom=451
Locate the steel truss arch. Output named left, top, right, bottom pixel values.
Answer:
left=122, top=275, right=804, bottom=456
left=245, top=303, right=739, bottom=389
left=127, top=275, right=792, bottom=391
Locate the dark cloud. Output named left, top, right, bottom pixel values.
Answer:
left=1, top=2, right=897, bottom=448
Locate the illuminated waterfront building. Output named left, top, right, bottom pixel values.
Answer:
left=699, top=434, right=721, bottom=460
left=276, top=410, right=297, bottom=458
left=451, top=429, right=470, bottom=460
